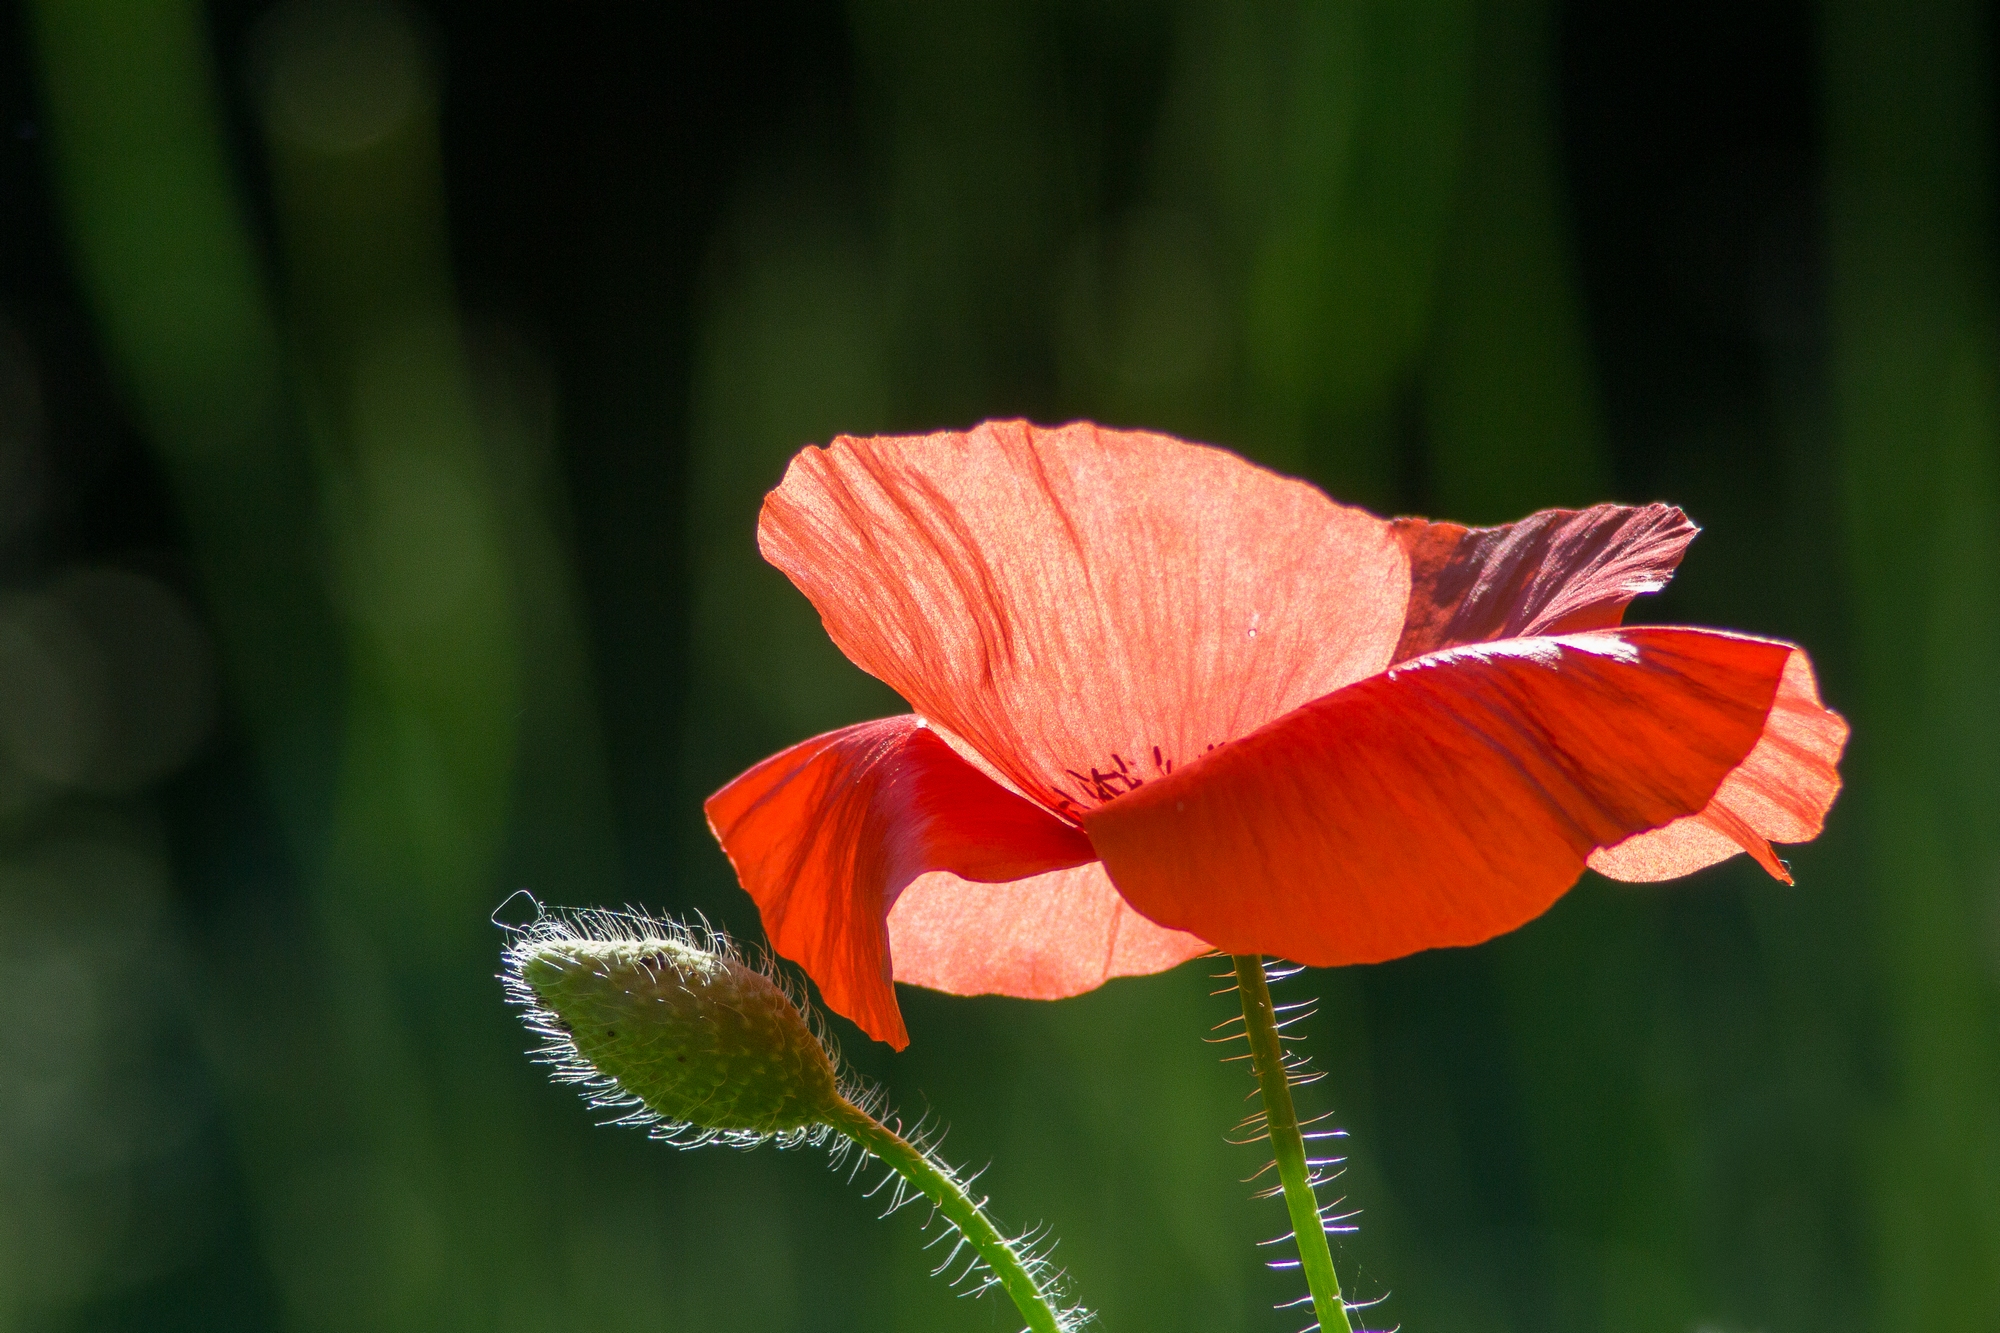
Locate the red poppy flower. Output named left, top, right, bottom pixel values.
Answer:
left=706, top=421, right=1847, bottom=1049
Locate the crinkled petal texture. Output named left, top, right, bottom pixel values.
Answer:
left=705, top=716, right=1099, bottom=1047
left=1389, top=503, right=1847, bottom=882
left=1391, top=503, right=1700, bottom=659
left=759, top=421, right=1408, bottom=816
left=1084, top=628, right=1798, bottom=964
left=1589, top=648, right=1848, bottom=882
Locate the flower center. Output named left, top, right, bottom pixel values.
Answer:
left=1048, top=742, right=1220, bottom=814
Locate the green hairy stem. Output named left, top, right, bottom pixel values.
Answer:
left=1233, top=954, right=1354, bottom=1333
left=826, top=1096, right=1069, bottom=1333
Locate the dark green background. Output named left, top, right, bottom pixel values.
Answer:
left=1, top=1, right=1994, bottom=1330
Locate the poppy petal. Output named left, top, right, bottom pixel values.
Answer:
left=1588, top=647, right=1848, bottom=883
left=704, top=715, right=1096, bottom=1048
left=1082, top=627, right=1793, bottom=966
left=757, top=420, right=1408, bottom=820
left=1391, top=503, right=1698, bottom=662
left=886, top=863, right=1212, bottom=1000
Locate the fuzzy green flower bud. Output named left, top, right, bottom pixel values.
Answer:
left=499, top=902, right=1089, bottom=1333
left=501, top=906, right=841, bottom=1146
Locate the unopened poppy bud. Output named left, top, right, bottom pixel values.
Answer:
left=501, top=906, right=840, bottom=1145
left=498, top=901, right=1088, bottom=1333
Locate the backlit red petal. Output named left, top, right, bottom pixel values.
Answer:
left=1589, top=647, right=1848, bottom=883
left=887, top=863, right=1210, bottom=1000
left=704, top=715, right=1095, bottom=1048
left=758, top=421, right=1408, bottom=819
left=1392, top=503, right=1698, bottom=661
left=1082, top=628, right=1793, bottom=965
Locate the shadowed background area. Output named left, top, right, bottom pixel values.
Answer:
left=0, top=1, right=1994, bottom=1330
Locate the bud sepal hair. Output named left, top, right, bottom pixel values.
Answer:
left=502, top=904, right=848, bottom=1149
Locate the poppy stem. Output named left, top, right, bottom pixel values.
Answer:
left=1233, top=954, right=1355, bottom=1333
left=825, top=1094, right=1071, bottom=1333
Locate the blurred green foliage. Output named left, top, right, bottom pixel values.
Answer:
left=1, top=1, right=1996, bottom=1331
